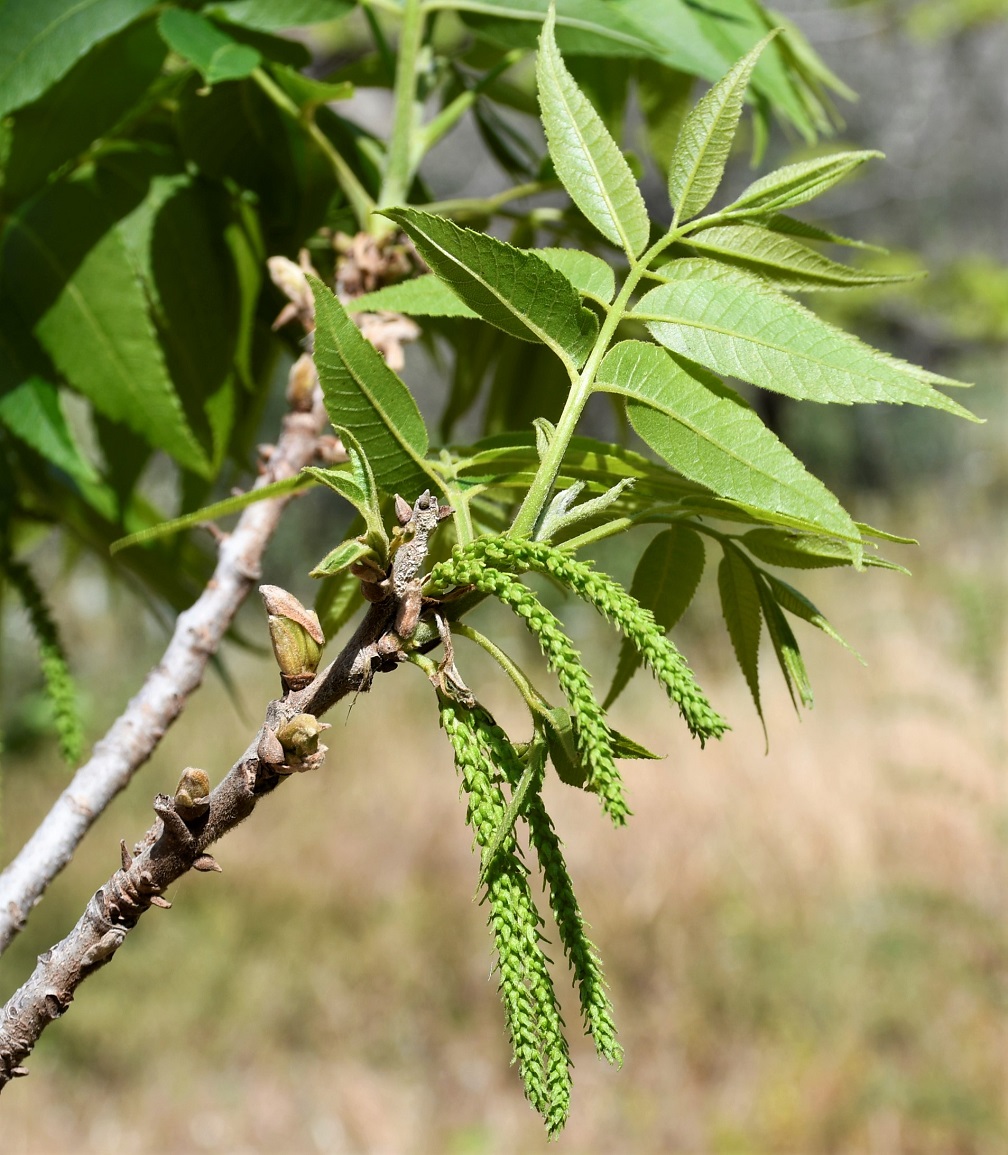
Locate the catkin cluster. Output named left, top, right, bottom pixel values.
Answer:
left=440, top=701, right=571, bottom=1134
left=439, top=536, right=727, bottom=743
left=430, top=559, right=629, bottom=823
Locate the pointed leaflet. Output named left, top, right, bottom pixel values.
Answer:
left=675, top=225, right=916, bottom=292
left=302, top=427, right=389, bottom=554
left=382, top=208, right=597, bottom=368
left=310, top=538, right=374, bottom=578
left=633, top=261, right=977, bottom=418
left=761, top=570, right=860, bottom=657
left=309, top=277, right=436, bottom=497
left=0, top=378, right=99, bottom=486
left=667, top=33, right=774, bottom=225
left=718, top=543, right=763, bottom=720
left=157, top=10, right=261, bottom=86
left=596, top=340, right=861, bottom=548
left=604, top=526, right=705, bottom=708
left=0, top=0, right=150, bottom=117
left=740, top=527, right=905, bottom=572
left=536, top=7, right=649, bottom=257
left=757, top=579, right=813, bottom=709
left=723, top=150, right=882, bottom=216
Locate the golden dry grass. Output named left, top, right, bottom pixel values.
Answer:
left=1, top=504, right=1005, bottom=1154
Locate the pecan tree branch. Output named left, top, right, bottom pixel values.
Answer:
left=0, top=384, right=330, bottom=955
left=0, top=492, right=444, bottom=1090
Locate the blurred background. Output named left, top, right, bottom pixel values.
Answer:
left=1, top=0, right=1005, bottom=1151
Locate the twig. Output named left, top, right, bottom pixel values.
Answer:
left=0, top=492, right=445, bottom=1089
left=0, top=382, right=329, bottom=955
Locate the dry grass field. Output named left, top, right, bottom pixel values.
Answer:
left=1, top=493, right=1004, bottom=1154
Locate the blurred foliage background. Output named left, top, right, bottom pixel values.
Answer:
left=1, top=0, right=1006, bottom=1150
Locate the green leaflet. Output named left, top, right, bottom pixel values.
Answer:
left=380, top=207, right=598, bottom=370
left=722, top=150, right=883, bottom=216
left=667, top=33, right=773, bottom=225
left=0, top=378, right=99, bottom=486
left=264, top=62, right=353, bottom=112
left=760, top=570, right=861, bottom=658
left=349, top=276, right=479, bottom=319
left=740, top=527, right=906, bottom=572
left=303, top=426, right=389, bottom=555
left=674, top=224, right=917, bottom=292
left=604, top=525, right=705, bottom=708
left=757, top=578, right=813, bottom=710
left=109, top=475, right=310, bottom=554
left=633, top=260, right=978, bottom=418
left=309, top=277, right=436, bottom=498
left=717, top=543, right=763, bottom=721
left=348, top=250, right=615, bottom=318
left=310, top=538, right=373, bottom=578
left=3, top=175, right=213, bottom=475
left=157, top=9, right=261, bottom=85
left=202, top=0, right=354, bottom=33
left=0, top=0, right=150, bottom=117
left=1, top=19, right=167, bottom=204
left=596, top=340, right=861, bottom=550
left=538, top=247, right=616, bottom=303
left=536, top=8, right=650, bottom=257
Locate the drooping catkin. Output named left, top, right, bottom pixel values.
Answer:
left=440, top=702, right=572, bottom=1134
left=433, top=537, right=727, bottom=744
left=3, top=556, right=83, bottom=764
left=493, top=737, right=623, bottom=1068
left=429, top=560, right=629, bottom=824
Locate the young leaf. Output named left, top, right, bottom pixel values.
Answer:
left=310, top=538, right=374, bottom=579
left=596, top=340, right=861, bottom=549
left=760, top=570, right=861, bottom=658
left=157, top=9, right=261, bottom=86
left=633, top=260, right=978, bottom=419
left=717, top=543, right=763, bottom=721
left=536, top=7, right=650, bottom=257
left=674, top=224, right=917, bottom=292
left=0, top=0, right=150, bottom=117
left=302, top=427, right=388, bottom=554
left=740, top=527, right=906, bottom=572
left=381, top=207, right=598, bottom=369
left=667, top=33, right=774, bottom=225
left=308, top=277, right=436, bottom=497
left=604, top=525, right=705, bottom=708
left=722, top=150, right=883, bottom=216
left=109, top=476, right=310, bottom=554
left=757, top=579, right=813, bottom=709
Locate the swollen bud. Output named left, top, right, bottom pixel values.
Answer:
left=174, top=767, right=211, bottom=821
left=260, top=585, right=326, bottom=692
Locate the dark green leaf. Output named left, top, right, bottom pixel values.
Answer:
left=597, top=340, right=861, bottom=548
left=2, top=18, right=167, bottom=203
left=0, top=378, right=98, bottom=485
left=537, top=7, right=649, bottom=256
left=1, top=173, right=212, bottom=473
left=604, top=525, right=705, bottom=707
left=202, top=0, right=353, bottom=31
left=157, top=9, right=261, bottom=85
left=633, top=260, right=978, bottom=419
left=309, top=277, right=435, bottom=496
left=383, top=207, right=598, bottom=369
left=0, top=0, right=150, bottom=117
left=718, top=543, right=763, bottom=720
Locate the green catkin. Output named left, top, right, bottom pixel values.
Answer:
left=492, top=734, right=623, bottom=1069
left=430, top=561, right=629, bottom=824
left=434, top=537, right=727, bottom=744
left=440, top=702, right=572, bottom=1134
left=3, top=557, right=83, bottom=765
